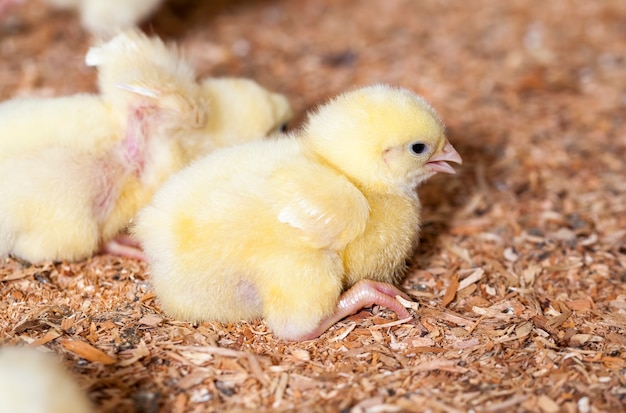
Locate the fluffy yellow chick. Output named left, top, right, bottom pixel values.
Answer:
left=85, top=30, right=291, bottom=155
left=134, top=84, right=462, bottom=341
left=191, top=77, right=292, bottom=152
left=45, top=0, right=163, bottom=35
left=0, top=31, right=291, bottom=263
left=0, top=347, right=92, bottom=413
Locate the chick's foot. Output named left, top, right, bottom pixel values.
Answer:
left=300, top=280, right=413, bottom=340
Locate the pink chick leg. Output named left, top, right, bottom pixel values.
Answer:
left=299, top=280, right=413, bottom=341
left=100, top=234, right=147, bottom=261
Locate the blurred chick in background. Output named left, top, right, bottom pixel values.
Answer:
left=86, top=30, right=292, bottom=157
left=0, top=30, right=292, bottom=263
left=46, top=0, right=163, bottom=35
left=0, top=347, right=92, bottom=413
left=134, top=84, right=462, bottom=341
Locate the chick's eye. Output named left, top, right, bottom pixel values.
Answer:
left=410, top=142, right=427, bottom=155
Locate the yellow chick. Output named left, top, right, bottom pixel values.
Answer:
left=134, top=84, right=462, bottom=341
left=84, top=28, right=201, bottom=119
left=0, top=31, right=292, bottom=263
left=0, top=347, right=93, bottom=413
left=45, top=0, right=163, bottom=35
left=191, top=77, right=292, bottom=153
left=85, top=30, right=292, bottom=155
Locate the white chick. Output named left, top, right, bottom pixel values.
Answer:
left=46, top=0, right=163, bottom=35
left=0, top=346, right=93, bottom=413
left=134, top=84, right=462, bottom=341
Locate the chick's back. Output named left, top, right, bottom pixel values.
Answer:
left=0, top=95, right=116, bottom=159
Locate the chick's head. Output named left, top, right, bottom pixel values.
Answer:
left=87, top=29, right=207, bottom=130
left=303, top=84, right=462, bottom=194
left=87, top=30, right=196, bottom=99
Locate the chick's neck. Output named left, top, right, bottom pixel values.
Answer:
left=302, top=139, right=403, bottom=197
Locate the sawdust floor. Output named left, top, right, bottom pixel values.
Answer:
left=1, top=0, right=625, bottom=412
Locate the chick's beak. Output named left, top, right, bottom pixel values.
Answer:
left=427, top=141, right=463, bottom=174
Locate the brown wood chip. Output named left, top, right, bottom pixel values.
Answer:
left=441, top=273, right=459, bottom=307
left=60, top=339, right=116, bottom=365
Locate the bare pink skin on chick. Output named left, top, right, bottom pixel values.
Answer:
left=134, top=84, right=462, bottom=341
left=0, top=28, right=200, bottom=263
left=0, top=100, right=168, bottom=263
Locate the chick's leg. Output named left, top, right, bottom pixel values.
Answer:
left=299, top=280, right=412, bottom=341
left=260, top=252, right=345, bottom=341
left=100, top=234, right=147, bottom=260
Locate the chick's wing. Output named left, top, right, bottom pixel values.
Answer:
left=270, top=165, right=370, bottom=251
